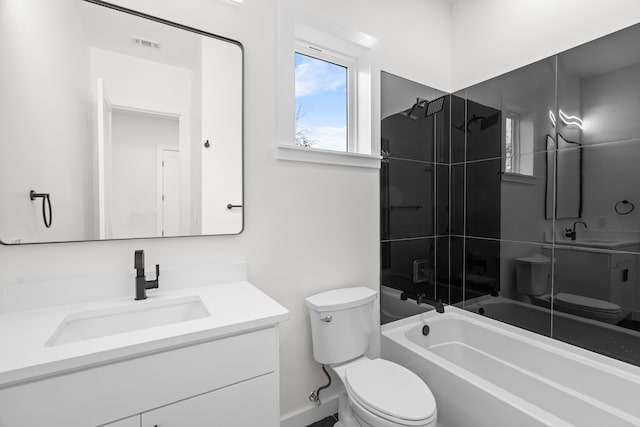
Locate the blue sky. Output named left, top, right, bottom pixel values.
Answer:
left=294, top=52, right=347, bottom=151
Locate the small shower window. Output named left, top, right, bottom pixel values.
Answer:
left=294, top=42, right=356, bottom=153
left=505, top=113, right=518, bottom=173
left=503, top=110, right=535, bottom=182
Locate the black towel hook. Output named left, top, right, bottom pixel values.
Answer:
left=30, top=190, right=52, bottom=228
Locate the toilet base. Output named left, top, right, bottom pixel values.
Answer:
left=337, top=390, right=360, bottom=427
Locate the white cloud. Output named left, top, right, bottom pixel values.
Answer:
left=295, top=58, right=346, bottom=98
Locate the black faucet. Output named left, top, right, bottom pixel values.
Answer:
left=416, top=293, right=445, bottom=313
left=564, top=221, right=587, bottom=241
left=134, top=249, right=159, bottom=300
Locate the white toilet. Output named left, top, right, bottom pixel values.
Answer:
left=305, top=287, right=437, bottom=427
left=515, top=255, right=622, bottom=324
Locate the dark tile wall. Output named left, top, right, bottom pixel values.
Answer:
left=380, top=72, right=450, bottom=322
left=381, top=22, right=640, bottom=369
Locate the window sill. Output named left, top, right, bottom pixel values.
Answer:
left=501, top=172, right=536, bottom=185
left=276, top=144, right=381, bottom=169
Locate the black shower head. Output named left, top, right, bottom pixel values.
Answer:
left=425, top=96, right=445, bottom=117
left=480, top=112, right=500, bottom=130
left=401, top=96, right=446, bottom=120
left=400, top=97, right=427, bottom=120
left=467, top=112, right=500, bottom=131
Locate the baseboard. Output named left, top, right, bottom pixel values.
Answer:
left=280, top=394, right=339, bottom=427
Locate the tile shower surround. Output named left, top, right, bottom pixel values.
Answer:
left=380, top=23, right=640, bottom=369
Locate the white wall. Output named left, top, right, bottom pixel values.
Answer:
left=200, top=37, right=243, bottom=235
left=0, top=0, right=92, bottom=243
left=190, top=38, right=204, bottom=235
left=579, top=62, right=640, bottom=233
left=451, top=0, right=640, bottom=90
left=90, top=47, right=193, bottom=235
left=110, top=111, right=179, bottom=238
left=0, top=0, right=452, bottom=421
left=582, top=62, right=640, bottom=145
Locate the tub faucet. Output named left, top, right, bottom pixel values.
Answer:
left=134, top=249, right=159, bottom=300
left=564, top=221, right=587, bottom=241
left=416, top=294, right=445, bottom=313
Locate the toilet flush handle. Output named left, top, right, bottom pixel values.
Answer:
left=321, top=315, right=332, bottom=323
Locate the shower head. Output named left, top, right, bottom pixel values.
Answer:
left=467, top=112, right=500, bottom=131
left=479, top=112, right=500, bottom=130
left=400, top=96, right=446, bottom=120
left=425, top=96, right=445, bottom=117
left=400, top=97, right=427, bottom=120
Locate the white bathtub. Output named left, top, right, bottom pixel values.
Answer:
left=381, top=306, right=640, bottom=427
left=464, top=297, right=640, bottom=366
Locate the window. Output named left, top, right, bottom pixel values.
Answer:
left=275, top=8, right=378, bottom=168
left=504, top=111, right=534, bottom=178
left=504, top=113, right=518, bottom=173
left=294, top=43, right=355, bottom=152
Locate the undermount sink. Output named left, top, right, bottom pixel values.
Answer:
left=46, top=296, right=210, bottom=346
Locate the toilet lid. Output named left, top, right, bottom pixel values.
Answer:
left=554, top=293, right=621, bottom=314
left=345, top=359, right=436, bottom=424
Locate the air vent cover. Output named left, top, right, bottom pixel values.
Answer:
left=132, top=37, right=160, bottom=50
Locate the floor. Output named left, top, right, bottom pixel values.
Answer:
left=306, top=413, right=338, bottom=427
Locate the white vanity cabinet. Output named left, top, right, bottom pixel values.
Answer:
left=0, top=327, right=281, bottom=427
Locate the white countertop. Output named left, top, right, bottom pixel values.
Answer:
left=0, top=281, right=289, bottom=388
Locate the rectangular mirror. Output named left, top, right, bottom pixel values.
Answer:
left=0, top=0, right=243, bottom=244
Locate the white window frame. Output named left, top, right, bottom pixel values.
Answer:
left=505, top=112, right=520, bottom=173
left=275, top=4, right=379, bottom=169
left=502, top=109, right=536, bottom=184
left=294, top=41, right=357, bottom=153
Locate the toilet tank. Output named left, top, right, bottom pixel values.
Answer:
left=305, top=287, right=377, bottom=365
left=515, top=256, right=551, bottom=296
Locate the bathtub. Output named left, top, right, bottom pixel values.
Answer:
left=381, top=306, right=640, bottom=427
left=464, top=297, right=640, bottom=366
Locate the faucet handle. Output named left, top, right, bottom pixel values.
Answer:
left=134, top=249, right=145, bottom=269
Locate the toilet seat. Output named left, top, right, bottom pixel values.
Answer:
left=553, top=293, right=622, bottom=323
left=554, top=293, right=620, bottom=314
left=345, top=359, right=436, bottom=426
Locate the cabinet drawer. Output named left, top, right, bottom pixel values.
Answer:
left=0, top=327, right=277, bottom=427
left=142, top=373, right=278, bottom=427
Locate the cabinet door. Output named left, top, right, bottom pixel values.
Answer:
left=101, top=415, right=140, bottom=427
left=141, top=373, right=277, bottom=427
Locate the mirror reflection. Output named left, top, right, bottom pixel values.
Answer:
left=550, top=24, right=640, bottom=357
left=0, top=0, right=243, bottom=244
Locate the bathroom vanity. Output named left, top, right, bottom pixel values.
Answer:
left=0, top=274, right=288, bottom=427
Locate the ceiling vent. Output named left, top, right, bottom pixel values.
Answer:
left=132, top=36, right=160, bottom=50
